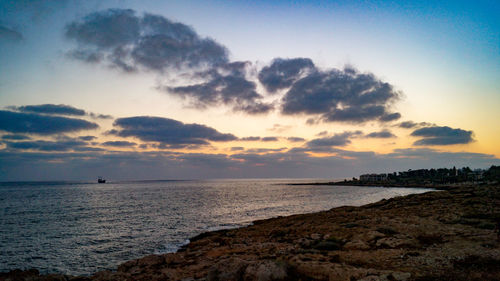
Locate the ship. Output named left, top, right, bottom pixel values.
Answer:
left=97, top=177, right=106, bottom=183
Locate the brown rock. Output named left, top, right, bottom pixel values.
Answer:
left=344, top=240, right=370, bottom=250
left=140, top=255, right=165, bottom=267
left=243, top=260, right=288, bottom=281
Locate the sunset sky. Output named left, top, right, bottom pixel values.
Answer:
left=1, top=0, right=499, bottom=181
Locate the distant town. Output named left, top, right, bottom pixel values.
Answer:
left=355, top=165, right=500, bottom=185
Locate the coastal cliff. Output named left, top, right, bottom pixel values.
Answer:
left=2, top=185, right=499, bottom=281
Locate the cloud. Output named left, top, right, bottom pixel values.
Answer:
left=230, top=146, right=244, bottom=151
left=0, top=25, right=23, bottom=42
left=0, top=147, right=499, bottom=181
left=287, top=137, right=306, bottom=142
left=13, top=104, right=86, bottom=116
left=398, top=121, right=433, bottom=129
left=64, top=11, right=405, bottom=119
left=89, top=112, right=113, bottom=119
left=78, top=136, right=96, bottom=141
left=281, top=66, right=401, bottom=123
left=1, top=134, right=31, bottom=140
left=379, top=112, right=401, bottom=122
left=3, top=139, right=88, bottom=152
left=262, top=137, right=278, bottom=142
left=365, top=130, right=396, bottom=138
left=306, top=131, right=363, bottom=148
left=101, top=141, right=136, bottom=147
left=65, top=9, right=228, bottom=72
left=0, top=110, right=98, bottom=135
left=110, top=116, right=236, bottom=147
left=245, top=147, right=287, bottom=153
left=239, top=136, right=279, bottom=142
left=165, top=62, right=273, bottom=114
left=9, top=104, right=112, bottom=120
left=240, top=136, right=261, bottom=141
left=411, top=126, right=474, bottom=146
left=258, top=58, right=315, bottom=93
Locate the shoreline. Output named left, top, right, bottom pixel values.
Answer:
left=2, top=185, right=499, bottom=281
left=285, top=180, right=484, bottom=190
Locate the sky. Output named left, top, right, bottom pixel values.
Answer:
left=0, top=0, right=499, bottom=181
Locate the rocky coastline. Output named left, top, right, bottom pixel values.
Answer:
left=286, top=181, right=479, bottom=190
left=2, top=185, right=499, bottom=281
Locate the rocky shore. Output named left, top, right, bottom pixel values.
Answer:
left=286, top=181, right=475, bottom=190
left=2, top=185, right=499, bottom=281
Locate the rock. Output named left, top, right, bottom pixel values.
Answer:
left=358, top=276, right=384, bottom=281
left=344, top=240, right=370, bottom=250
left=40, top=274, right=69, bottom=281
left=358, top=272, right=411, bottom=281
left=389, top=272, right=411, bottom=281
left=375, top=237, right=413, bottom=249
left=243, top=260, right=288, bottom=281
left=310, top=233, right=322, bottom=240
left=361, top=231, right=385, bottom=242
left=207, top=258, right=249, bottom=281
left=137, top=255, right=165, bottom=267
left=165, top=253, right=185, bottom=265
left=117, top=260, right=137, bottom=272
left=313, top=241, right=342, bottom=251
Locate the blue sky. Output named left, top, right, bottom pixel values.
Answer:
left=0, top=0, right=499, bottom=180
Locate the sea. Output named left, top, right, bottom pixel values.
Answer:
left=0, top=179, right=433, bottom=275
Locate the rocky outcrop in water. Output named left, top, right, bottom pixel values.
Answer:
left=2, top=185, right=500, bottom=281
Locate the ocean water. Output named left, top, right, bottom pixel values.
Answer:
left=0, top=179, right=432, bottom=275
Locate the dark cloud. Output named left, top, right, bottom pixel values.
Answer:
left=398, top=121, right=434, bottom=129
left=89, top=113, right=113, bottom=119
left=230, top=146, right=244, bottom=151
left=73, top=146, right=105, bottom=152
left=245, top=148, right=287, bottom=153
left=78, top=136, right=96, bottom=141
left=13, top=104, right=86, bottom=116
left=65, top=10, right=274, bottom=115
left=365, top=130, right=396, bottom=138
left=165, top=62, right=273, bottom=114
left=3, top=139, right=88, bottom=152
left=0, top=147, right=499, bottom=181
left=66, top=9, right=139, bottom=48
left=258, top=58, right=314, bottom=93
left=9, top=104, right=112, bottom=121
left=306, top=131, right=363, bottom=148
left=287, top=137, right=306, bottom=142
left=65, top=11, right=406, bottom=118
left=0, top=25, right=23, bottom=42
left=411, top=126, right=474, bottom=146
left=110, top=116, right=236, bottom=147
left=379, top=112, right=401, bottom=122
left=262, top=137, right=278, bottom=142
left=240, top=136, right=261, bottom=141
left=65, top=9, right=228, bottom=72
left=101, top=141, right=137, bottom=147
left=1, top=134, right=30, bottom=140
left=281, top=66, right=401, bottom=123
left=0, top=110, right=98, bottom=135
